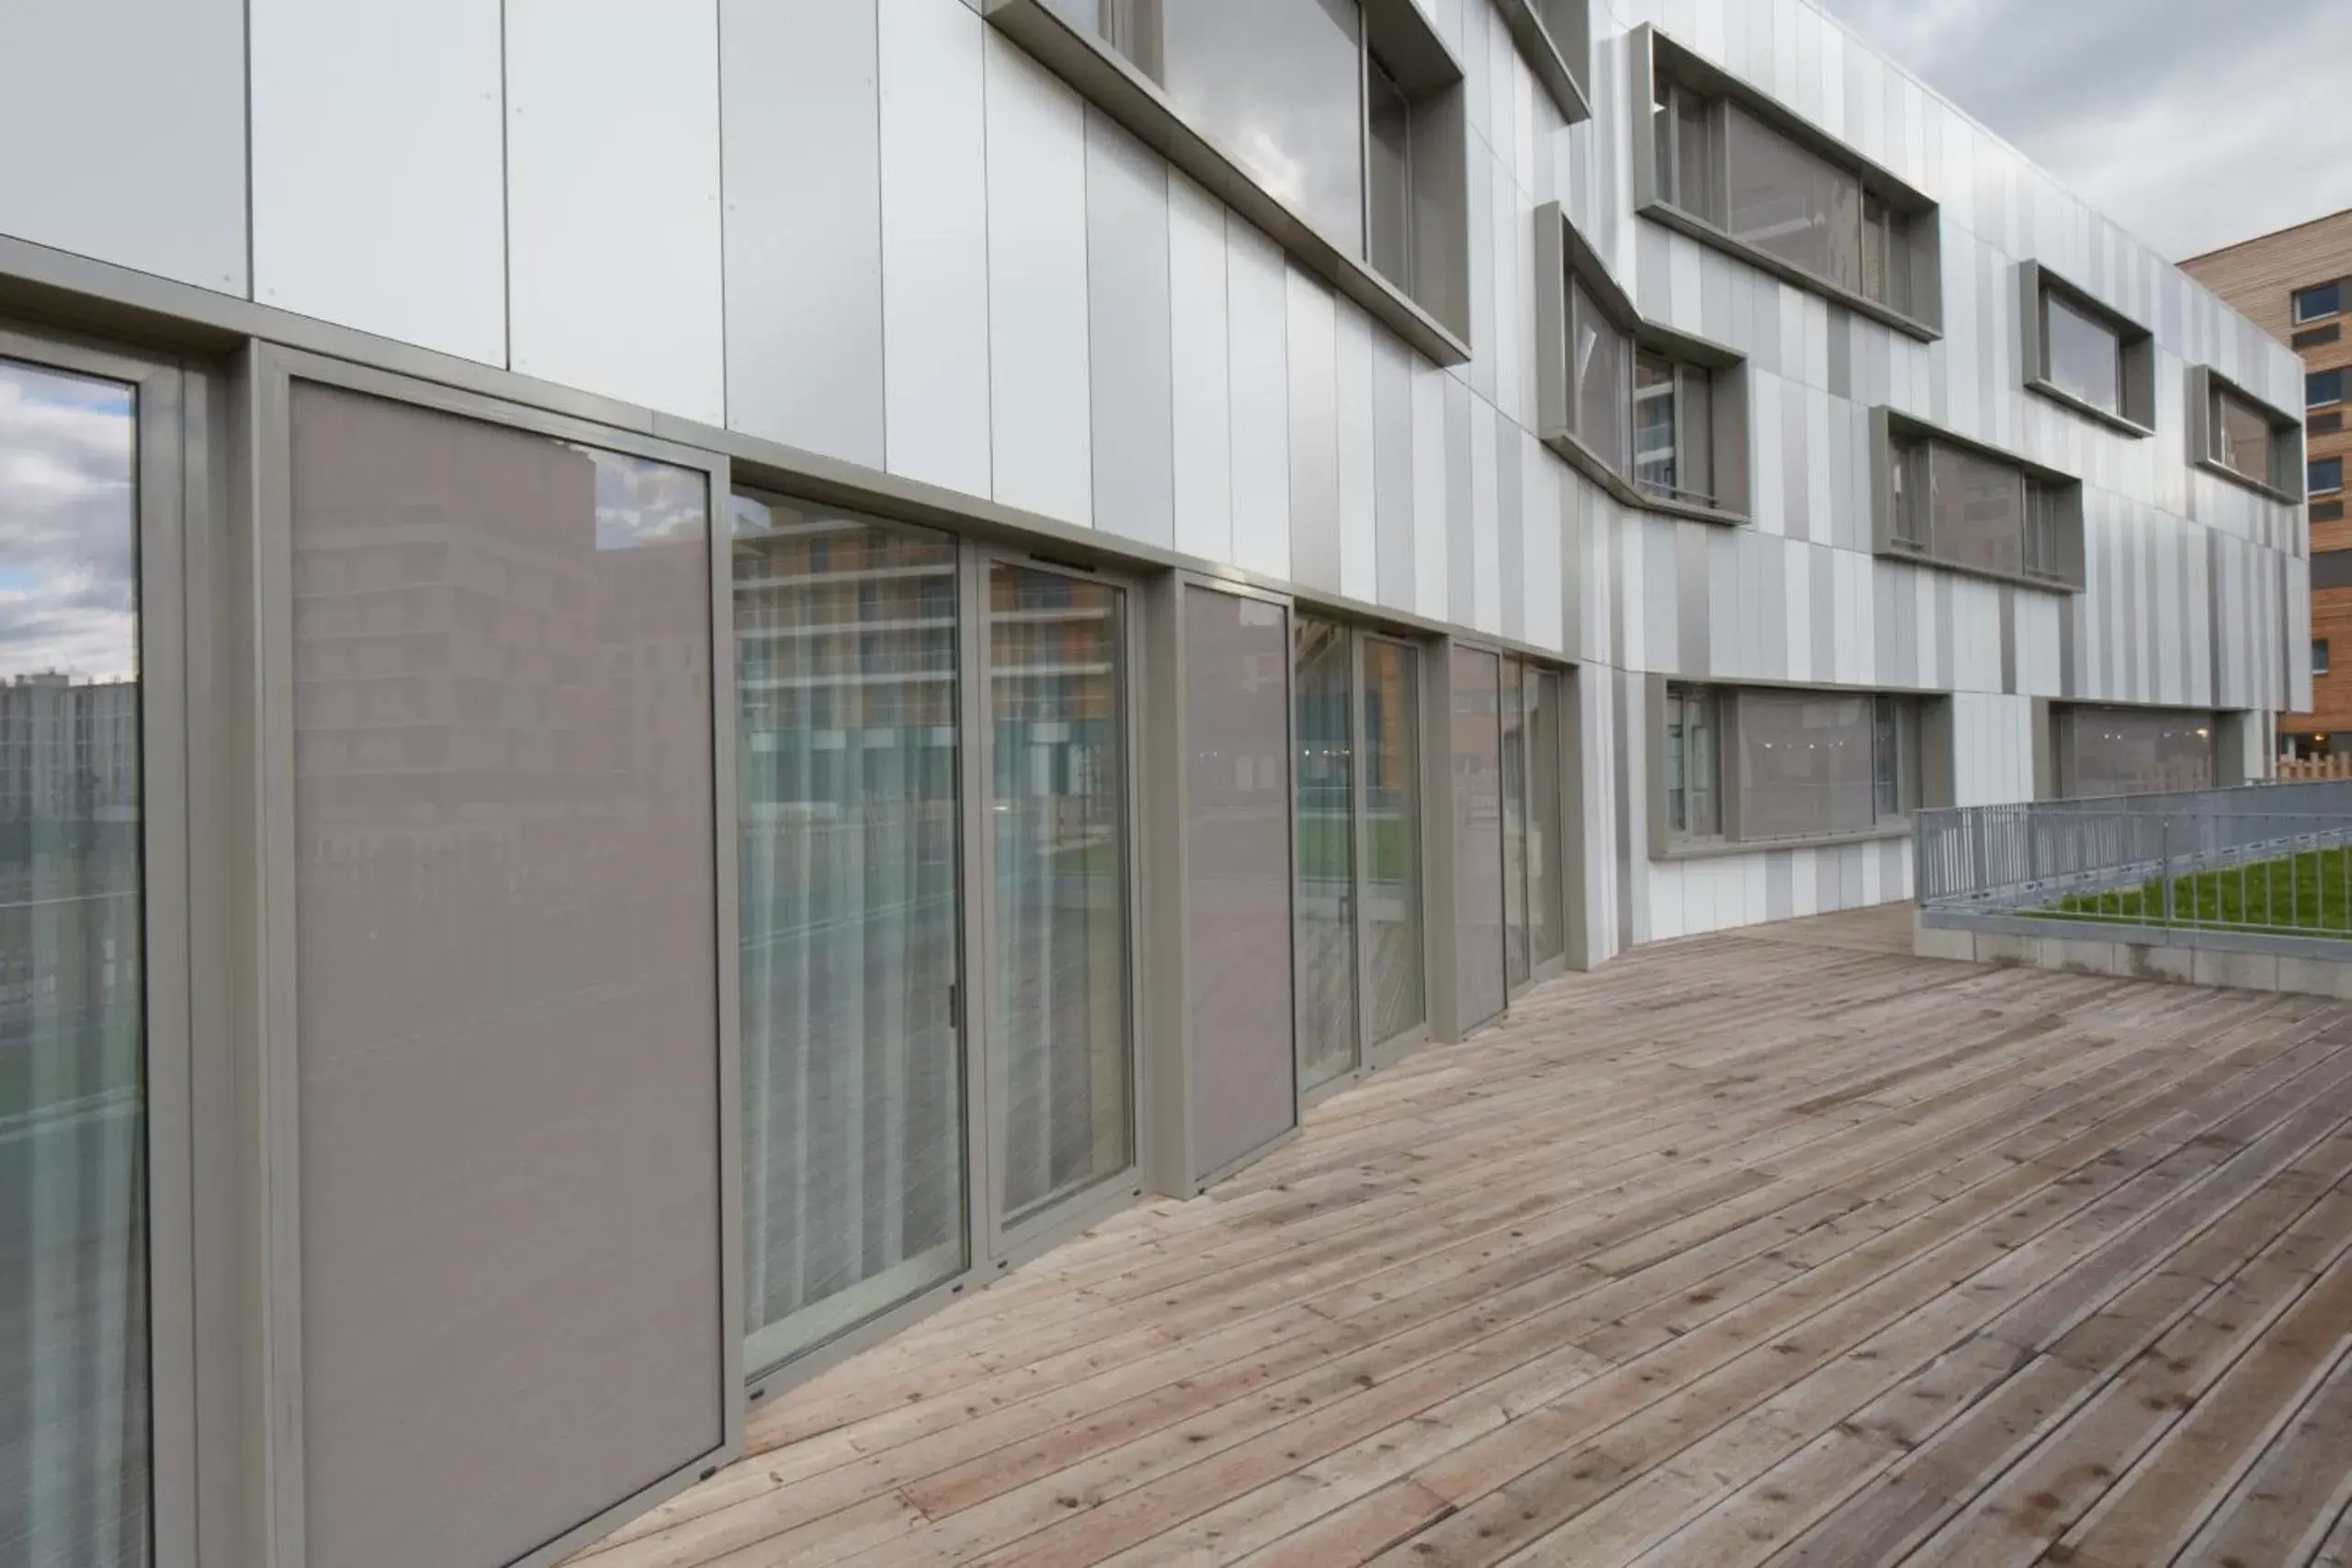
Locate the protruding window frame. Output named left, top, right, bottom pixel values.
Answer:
left=2017, top=260, right=2155, bottom=437
left=1869, top=407, right=2086, bottom=592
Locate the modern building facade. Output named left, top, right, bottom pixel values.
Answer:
left=2186, top=206, right=2352, bottom=756
left=0, top=1, right=2308, bottom=1565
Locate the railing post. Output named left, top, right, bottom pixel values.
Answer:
left=2161, top=815, right=2175, bottom=930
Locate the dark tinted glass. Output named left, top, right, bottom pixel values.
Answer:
left=2312, top=457, right=2343, bottom=494
left=2295, top=281, right=2341, bottom=322
left=2307, top=368, right=2343, bottom=408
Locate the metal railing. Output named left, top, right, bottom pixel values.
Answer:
left=1916, top=780, right=2352, bottom=942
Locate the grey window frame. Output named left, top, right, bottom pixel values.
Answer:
left=1870, top=407, right=2086, bottom=592
left=1493, top=0, right=1593, bottom=123
left=2295, top=280, right=2343, bottom=324
left=1533, top=200, right=1751, bottom=526
left=1648, top=677, right=1939, bottom=859
left=2188, top=364, right=2304, bottom=502
left=986, top=0, right=1473, bottom=363
left=2017, top=261, right=2155, bottom=436
left=1630, top=25, right=1942, bottom=341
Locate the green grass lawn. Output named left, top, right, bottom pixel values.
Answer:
left=2044, top=844, right=2352, bottom=937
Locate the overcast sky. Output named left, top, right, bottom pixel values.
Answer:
left=1815, top=0, right=2352, bottom=261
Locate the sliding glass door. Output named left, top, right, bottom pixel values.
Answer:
left=1525, top=667, right=1566, bottom=973
left=984, top=562, right=1134, bottom=1235
left=734, top=497, right=967, bottom=1377
left=1294, top=616, right=1357, bottom=1093
left=0, top=354, right=149, bottom=1568
left=1455, top=647, right=1570, bottom=1029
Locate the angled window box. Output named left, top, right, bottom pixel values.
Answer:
left=2017, top=261, right=2154, bottom=437
left=1869, top=408, right=2084, bottom=592
left=1532, top=201, right=1750, bottom=526
left=1629, top=25, right=1942, bottom=343
left=985, top=0, right=1473, bottom=366
left=1494, top=0, right=1592, bottom=124
left=2188, top=364, right=2305, bottom=503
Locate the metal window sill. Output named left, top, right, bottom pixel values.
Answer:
left=1873, top=540, right=2080, bottom=595
left=1493, top=0, right=1592, bottom=124
left=1657, top=822, right=1913, bottom=863
left=1541, top=429, right=1748, bottom=527
left=2192, top=456, right=2303, bottom=506
left=1638, top=199, right=1941, bottom=344
left=981, top=0, right=1473, bottom=367
left=2023, top=377, right=2154, bottom=439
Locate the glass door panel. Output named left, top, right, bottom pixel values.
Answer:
left=1450, top=648, right=1506, bottom=1032
left=0, top=357, right=148, bottom=1568
left=1501, top=659, right=1531, bottom=991
left=1527, top=669, right=1566, bottom=969
left=1363, top=639, right=1425, bottom=1047
left=1294, top=616, right=1356, bottom=1093
left=734, top=498, right=966, bottom=1377
left=986, top=564, right=1133, bottom=1228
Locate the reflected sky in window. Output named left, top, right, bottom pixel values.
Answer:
left=0, top=359, right=136, bottom=682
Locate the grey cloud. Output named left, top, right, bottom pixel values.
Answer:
left=0, top=362, right=139, bottom=681
left=1817, top=0, right=2352, bottom=257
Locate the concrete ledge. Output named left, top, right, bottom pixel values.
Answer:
left=1914, top=910, right=2352, bottom=998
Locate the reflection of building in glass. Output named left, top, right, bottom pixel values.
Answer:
left=0, top=672, right=139, bottom=826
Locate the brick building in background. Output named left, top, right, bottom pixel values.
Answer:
left=2187, top=209, right=2352, bottom=756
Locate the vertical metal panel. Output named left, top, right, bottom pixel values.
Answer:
left=1085, top=109, right=1175, bottom=548
left=1446, top=378, right=1476, bottom=626
left=1336, top=301, right=1379, bottom=603
left=1182, top=584, right=1296, bottom=1179
left=1285, top=268, right=1342, bottom=591
left=506, top=0, right=726, bottom=423
left=1168, top=173, right=1234, bottom=564
left=0, top=0, right=245, bottom=295
left=985, top=30, right=1093, bottom=525
left=251, top=0, right=503, bottom=365
left=1373, top=333, right=1418, bottom=609
left=720, top=0, right=886, bottom=467
left=1494, top=410, right=1522, bottom=641
left=1523, top=439, right=1565, bottom=653
left=1227, top=220, right=1292, bottom=579
left=879, top=0, right=992, bottom=496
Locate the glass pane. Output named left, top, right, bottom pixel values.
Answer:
left=1295, top=616, right=1356, bottom=1092
left=1633, top=353, right=1677, bottom=497
left=1928, top=442, right=2028, bottom=578
left=1161, top=0, right=1365, bottom=254
left=1572, top=282, right=1628, bottom=471
left=1676, top=688, right=1721, bottom=837
left=2310, top=368, right=2344, bottom=408
left=2297, top=282, right=2341, bottom=321
left=989, top=565, right=1131, bottom=1223
left=734, top=500, right=964, bottom=1375
left=289, top=386, right=722, bottom=1566
left=1527, top=670, right=1565, bottom=967
left=1182, top=587, right=1294, bottom=1176
left=1723, top=104, right=1863, bottom=293
left=2043, top=291, right=2122, bottom=413
left=1675, top=91, right=1715, bottom=217
left=1366, top=58, right=1413, bottom=293
left=2312, top=457, right=2343, bottom=494
left=1450, top=649, right=1505, bottom=1031
left=2062, top=706, right=2215, bottom=798
left=1362, top=641, right=1424, bottom=1045
left=1873, top=696, right=1899, bottom=818
left=1738, top=692, right=1875, bottom=840
left=0, top=358, right=145, bottom=1568
left=2216, top=389, right=2274, bottom=483
left=1500, top=660, right=1530, bottom=990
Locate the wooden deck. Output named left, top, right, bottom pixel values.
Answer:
left=573, top=907, right=2352, bottom=1567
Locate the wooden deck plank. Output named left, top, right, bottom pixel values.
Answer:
left=566, top=911, right=2352, bottom=1568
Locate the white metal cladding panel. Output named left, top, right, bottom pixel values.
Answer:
left=880, top=0, right=993, bottom=497
left=1084, top=110, right=1175, bottom=549
left=1227, top=220, right=1292, bottom=580
left=985, top=31, right=1093, bottom=526
left=1168, top=173, right=1233, bottom=564
left=1285, top=268, right=1341, bottom=592
left=1335, top=299, right=1378, bottom=604
left=506, top=0, right=725, bottom=424
left=1522, top=438, right=1565, bottom=653
left=720, top=0, right=886, bottom=468
left=1409, top=355, right=1451, bottom=620
left=1469, top=399, right=1501, bottom=634
left=252, top=0, right=504, bottom=365
left=0, top=0, right=246, bottom=294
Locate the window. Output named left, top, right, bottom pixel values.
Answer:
left=2199, top=372, right=2300, bottom=496
left=2316, top=639, right=2333, bottom=676
left=1570, top=278, right=1630, bottom=469
left=2042, top=291, right=2122, bottom=414
left=1881, top=420, right=2080, bottom=589
left=1665, top=683, right=1721, bottom=838
left=1633, top=352, right=1715, bottom=506
left=1644, top=38, right=1937, bottom=333
left=2310, top=368, right=2344, bottom=409
left=1663, top=683, right=1926, bottom=850
left=1048, top=0, right=1467, bottom=343
left=2054, top=705, right=2216, bottom=798
left=2019, top=264, right=2154, bottom=432
left=2296, top=280, right=2342, bottom=322
left=2314, top=456, right=2345, bottom=495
